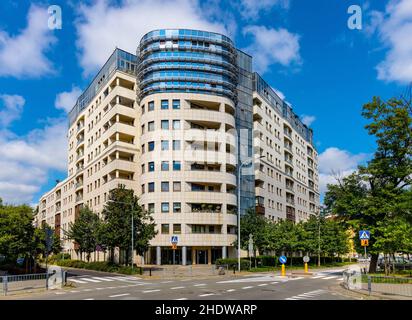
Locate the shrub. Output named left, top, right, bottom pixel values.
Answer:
left=55, top=259, right=141, bottom=275
left=215, top=258, right=251, bottom=270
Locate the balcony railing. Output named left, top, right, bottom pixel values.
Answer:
left=284, top=130, right=292, bottom=138
left=286, top=184, right=294, bottom=191
left=75, top=181, right=84, bottom=189
left=255, top=204, right=265, bottom=215
left=286, top=198, right=295, bottom=205
left=75, top=195, right=83, bottom=202
left=285, top=157, right=293, bottom=165
left=284, top=144, right=292, bottom=152
left=77, top=138, right=84, bottom=145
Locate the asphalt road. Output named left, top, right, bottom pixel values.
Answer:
left=13, top=268, right=358, bottom=300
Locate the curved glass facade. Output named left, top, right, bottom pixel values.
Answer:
left=138, top=29, right=238, bottom=101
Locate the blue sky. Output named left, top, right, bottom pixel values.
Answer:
left=0, top=0, right=410, bottom=205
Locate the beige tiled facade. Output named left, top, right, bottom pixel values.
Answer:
left=37, top=29, right=319, bottom=265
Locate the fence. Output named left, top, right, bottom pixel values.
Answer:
left=0, top=268, right=66, bottom=296
left=343, top=270, right=412, bottom=298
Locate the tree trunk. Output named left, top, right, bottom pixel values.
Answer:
left=369, top=253, right=379, bottom=273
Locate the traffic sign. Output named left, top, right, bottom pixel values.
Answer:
left=171, top=244, right=177, bottom=250
left=16, top=257, right=24, bottom=265
left=171, top=235, right=178, bottom=244
left=359, top=230, right=370, bottom=240
left=361, top=239, right=369, bottom=246
left=303, top=255, right=310, bottom=263
left=279, top=255, right=287, bottom=264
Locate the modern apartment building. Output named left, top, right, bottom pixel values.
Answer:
left=37, top=29, right=319, bottom=265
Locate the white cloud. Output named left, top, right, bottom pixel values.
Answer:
left=238, top=0, right=290, bottom=21
left=0, top=118, right=67, bottom=204
left=372, top=0, right=412, bottom=83
left=0, top=94, right=25, bottom=127
left=301, top=114, right=316, bottom=127
left=318, top=147, right=369, bottom=196
left=75, top=0, right=230, bottom=76
left=242, top=25, right=301, bottom=74
left=0, top=5, right=57, bottom=78
left=55, top=86, right=82, bottom=113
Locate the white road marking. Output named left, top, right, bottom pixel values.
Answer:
left=285, top=298, right=298, bottom=300
left=92, top=277, right=114, bottom=282
left=271, top=282, right=279, bottom=284
left=199, top=293, right=215, bottom=297
left=242, top=286, right=254, bottom=289
left=171, top=286, right=185, bottom=290
left=322, top=276, right=338, bottom=280
left=285, top=290, right=327, bottom=300
left=161, top=281, right=173, bottom=283
left=55, top=292, right=66, bottom=295
left=70, top=290, right=80, bottom=293
left=69, top=279, right=87, bottom=284
left=336, top=278, right=344, bottom=281
left=83, top=289, right=92, bottom=292
left=226, top=289, right=236, bottom=292
left=83, top=298, right=95, bottom=300
left=193, top=284, right=206, bottom=287
left=80, top=278, right=101, bottom=283
left=311, top=276, right=324, bottom=279
left=290, top=277, right=304, bottom=280
left=258, top=283, right=268, bottom=287
left=143, top=289, right=161, bottom=293
left=175, top=298, right=188, bottom=300
left=109, top=293, right=130, bottom=298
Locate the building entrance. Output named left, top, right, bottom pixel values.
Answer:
left=196, top=250, right=208, bottom=264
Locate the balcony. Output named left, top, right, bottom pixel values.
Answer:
left=284, top=143, right=292, bottom=152
left=76, top=166, right=84, bottom=173
left=77, top=138, right=85, bottom=146
left=284, top=129, right=292, bottom=139
left=75, top=195, right=83, bottom=203
left=285, top=157, right=293, bottom=165
left=255, top=204, right=265, bottom=215
left=75, top=181, right=84, bottom=189
left=286, top=198, right=295, bottom=205
left=286, top=184, right=294, bottom=192
left=77, top=123, right=85, bottom=132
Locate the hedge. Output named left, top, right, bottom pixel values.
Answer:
left=215, top=258, right=251, bottom=270
left=56, top=259, right=140, bottom=275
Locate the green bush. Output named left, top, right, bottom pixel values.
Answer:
left=215, top=258, right=251, bottom=270
left=56, top=259, right=141, bottom=275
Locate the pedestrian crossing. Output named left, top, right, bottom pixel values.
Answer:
left=69, top=276, right=141, bottom=284
left=285, top=289, right=328, bottom=300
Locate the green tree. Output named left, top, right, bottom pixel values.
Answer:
left=101, top=185, right=156, bottom=265
left=239, top=208, right=269, bottom=254
left=325, top=93, right=412, bottom=272
left=65, top=206, right=100, bottom=262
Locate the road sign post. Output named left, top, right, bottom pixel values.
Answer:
left=359, top=230, right=370, bottom=265
left=303, top=256, right=310, bottom=273
left=171, top=236, right=178, bottom=265
left=279, top=256, right=287, bottom=276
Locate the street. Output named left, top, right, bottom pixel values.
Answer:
left=11, top=268, right=358, bottom=300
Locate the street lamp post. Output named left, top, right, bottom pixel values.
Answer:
left=108, top=200, right=135, bottom=271
left=237, top=155, right=265, bottom=272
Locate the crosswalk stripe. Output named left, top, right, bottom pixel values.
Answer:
left=80, top=278, right=101, bottom=283
left=83, top=298, right=94, bottom=300
left=193, top=284, right=206, bottom=287
left=258, top=283, right=268, bottom=287
left=271, top=281, right=279, bottom=284
left=322, top=276, right=338, bottom=280
left=69, top=278, right=87, bottom=284
left=143, top=289, right=160, bottom=293
left=91, top=277, right=114, bottom=282
left=171, top=286, right=185, bottom=290
left=337, top=278, right=344, bottom=281
left=242, top=286, right=254, bottom=289
left=290, top=277, right=304, bottom=280
left=109, top=293, right=130, bottom=298
left=175, top=298, right=188, bottom=300
left=226, top=289, right=236, bottom=292
left=311, top=276, right=324, bottom=279
left=285, top=298, right=298, bottom=300
left=199, top=293, right=215, bottom=297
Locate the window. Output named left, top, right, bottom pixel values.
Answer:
left=172, top=140, right=181, bottom=150
left=161, top=181, right=169, bottom=192
left=141, top=184, right=145, bottom=194
left=141, top=144, right=145, bottom=154
left=148, top=141, right=155, bottom=152
left=148, top=182, right=155, bottom=192
left=161, top=100, right=169, bottom=110
left=148, top=161, right=155, bottom=172
left=161, top=161, right=169, bottom=171
left=161, top=202, right=169, bottom=213
left=161, top=224, right=169, bottom=234
left=148, top=203, right=155, bottom=214
left=161, top=140, right=169, bottom=151
left=148, top=101, right=154, bottom=111
left=173, top=224, right=181, bottom=234
left=141, top=105, right=145, bottom=114
left=173, top=120, right=181, bottom=130
left=148, top=121, right=155, bottom=131
left=141, top=164, right=145, bottom=174
left=173, top=181, right=181, bottom=192
left=173, top=161, right=181, bottom=171
left=161, top=120, right=169, bottom=130
left=172, top=100, right=180, bottom=109
left=173, top=202, right=181, bottom=213
left=141, top=124, right=145, bottom=134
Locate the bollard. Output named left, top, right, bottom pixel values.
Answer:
left=281, top=264, right=286, bottom=276
left=233, top=266, right=236, bottom=274
left=367, top=276, right=371, bottom=295
left=304, top=262, right=308, bottom=273
left=149, top=268, right=152, bottom=277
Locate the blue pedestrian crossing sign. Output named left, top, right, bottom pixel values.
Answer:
left=171, top=235, right=179, bottom=244
left=279, top=256, right=287, bottom=264
left=359, top=230, right=370, bottom=240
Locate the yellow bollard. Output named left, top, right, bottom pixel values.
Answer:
left=281, top=264, right=286, bottom=276
left=304, top=262, right=308, bottom=273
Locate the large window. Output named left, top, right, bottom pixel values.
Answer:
left=173, top=202, right=181, bottom=213
left=148, top=121, right=155, bottom=131
left=172, top=99, right=180, bottom=110
left=161, top=140, right=169, bottom=151
left=148, top=141, right=155, bottom=151
left=172, top=140, right=181, bottom=150
left=161, top=100, right=169, bottom=110
left=148, top=203, right=155, bottom=214
left=172, top=120, right=181, bottom=130
left=148, top=161, right=155, bottom=172
left=161, top=120, right=169, bottom=130
left=173, top=181, right=181, bottom=192
left=148, top=182, right=155, bottom=192
left=161, top=202, right=169, bottom=213
left=161, top=224, right=169, bottom=234
left=161, top=181, right=169, bottom=192
left=161, top=161, right=169, bottom=171
left=148, top=101, right=155, bottom=111
left=141, top=184, right=145, bottom=194
left=173, top=161, right=181, bottom=171
left=173, top=224, right=181, bottom=234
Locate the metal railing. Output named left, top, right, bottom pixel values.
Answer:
left=343, top=270, right=412, bottom=298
